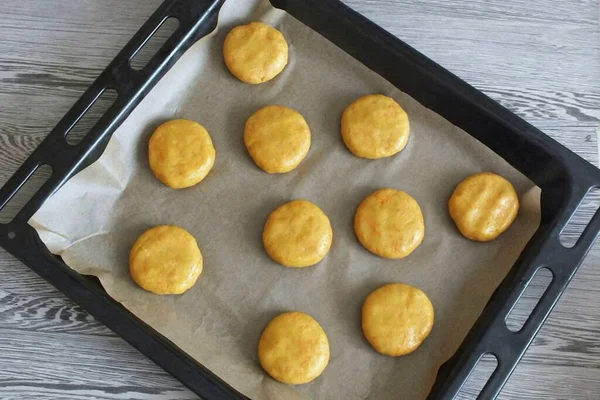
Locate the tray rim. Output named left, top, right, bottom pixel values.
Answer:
left=1, top=0, right=599, bottom=399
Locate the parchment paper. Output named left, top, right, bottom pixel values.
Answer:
left=29, top=1, right=541, bottom=399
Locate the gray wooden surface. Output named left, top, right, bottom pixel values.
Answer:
left=0, top=0, right=598, bottom=399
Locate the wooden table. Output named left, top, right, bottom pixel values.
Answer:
left=1, top=1, right=598, bottom=398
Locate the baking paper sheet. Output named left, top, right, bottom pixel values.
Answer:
left=29, top=1, right=541, bottom=398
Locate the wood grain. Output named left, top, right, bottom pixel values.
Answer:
left=0, top=0, right=598, bottom=399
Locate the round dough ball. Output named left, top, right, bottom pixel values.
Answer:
left=354, top=188, right=424, bottom=259
left=148, top=119, right=215, bottom=189
left=129, top=225, right=203, bottom=295
left=449, top=172, right=519, bottom=242
left=341, top=94, right=410, bottom=159
left=362, top=283, right=434, bottom=356
left=259, top=312, right=330, bottom=384
left=244, top=105, right=311, bottom=173
left=223, top=22, right=288, bottom=84
left=263, top=200, right=333, bottom=268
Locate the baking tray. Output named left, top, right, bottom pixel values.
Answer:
left=0, top=0, right=599, bottom=398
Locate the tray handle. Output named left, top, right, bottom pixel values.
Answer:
left=0, top=0, right=224, bottom=225
left=429, top=181, right=600, bottom=399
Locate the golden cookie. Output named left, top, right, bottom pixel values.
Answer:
left=362, top=283, right=434, bottom=356
left=354, top=188, right=424, bottom=259
left=263, top=200, right=333, bottom=268
left=148, top=119, right=215, bottom=189
left=449, top=172, right=519, bottom=242
left=244, top=105, right=311, bottom=173
left=129, top=225, right=203, bottom=295
left=341, top=94, right=410, bottom=159
left=223, top=22, right=288, bottom=84
left=259, top=312, right=330, bottom=384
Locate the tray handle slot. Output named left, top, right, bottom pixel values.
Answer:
left=108, top=0, right=224, bottom=88
left=504, top=267, right=554, bottom=332
left=0, top=160, right=40, bottom=213
left=454, top=353, right=498, bottom=399
left=568, top=188, right=600, bottom=250
left=559, top=187, right=600, bottom=248
left=0, top=164, right=53, bottom=224
left=130, top=17, right=181, bottom=71
left=65, top=89, right=119, bottom=146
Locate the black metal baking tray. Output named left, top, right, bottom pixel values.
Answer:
left=1, top=0, right=598, bottom=398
